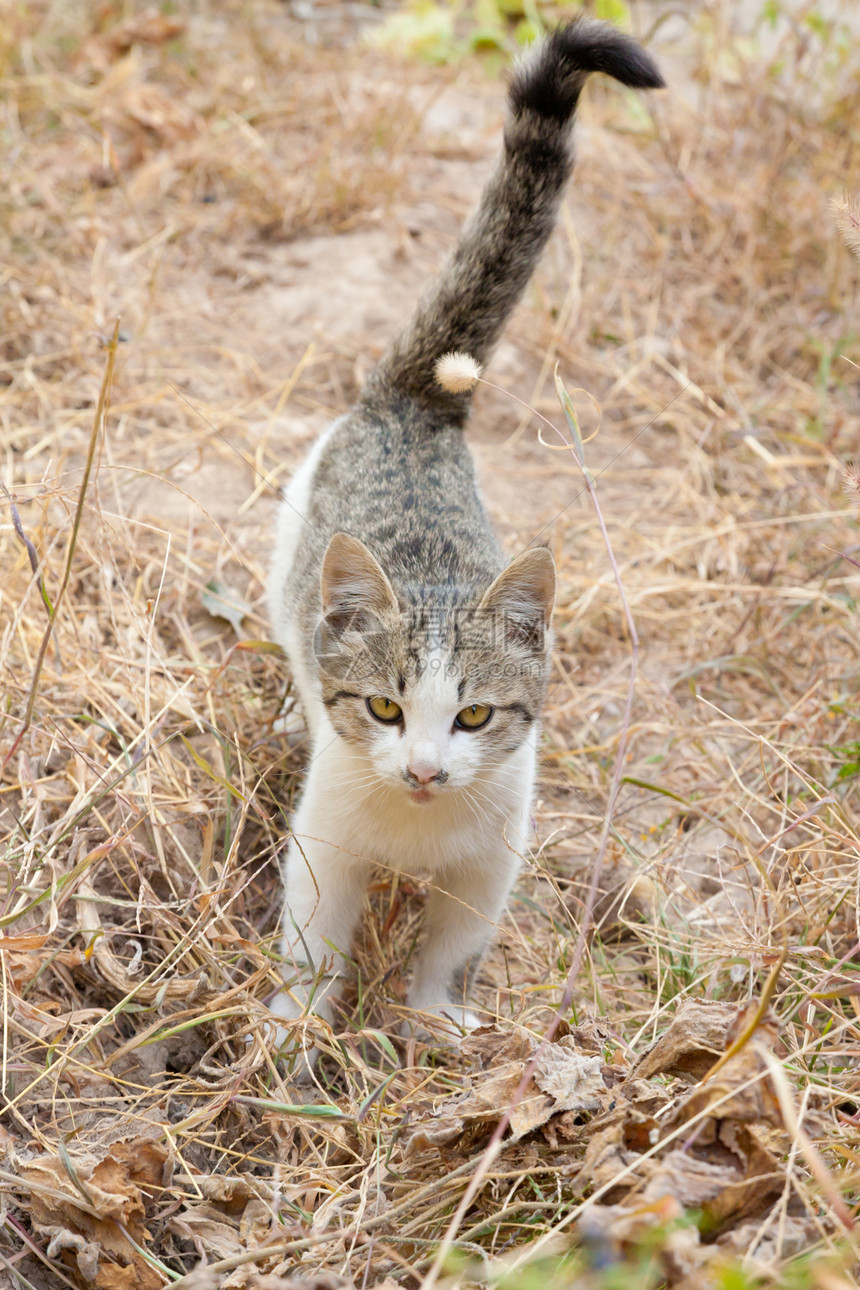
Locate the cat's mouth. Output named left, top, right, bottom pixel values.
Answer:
left=409, top=787, right=434, bottom=804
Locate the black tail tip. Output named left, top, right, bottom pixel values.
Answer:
left=511, top=17, right=665, bottom=123
left=551, top=17, right=665, bottom=91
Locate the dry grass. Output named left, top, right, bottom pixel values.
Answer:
left=2, top=1, right=860, bottom=1287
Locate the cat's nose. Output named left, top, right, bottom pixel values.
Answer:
left=406, top=742, right=443, bottom=784
left=408, top=760, right=442, bottom=785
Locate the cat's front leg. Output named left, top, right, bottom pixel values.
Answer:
left=270, top=820, right=370, bottom=1072
left=405, top=851, right=521, bottom=1039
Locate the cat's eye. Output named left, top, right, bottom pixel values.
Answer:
left=455, top=703, right=494, bottom=731
left=367, top=696, right=403, bottom=724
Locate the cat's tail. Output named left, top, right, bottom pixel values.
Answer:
left=361, top=18, right=664, bottom=423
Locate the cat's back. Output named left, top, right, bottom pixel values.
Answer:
left=294, top=396, right=502, bottom=592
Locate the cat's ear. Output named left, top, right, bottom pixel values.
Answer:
left=321, top=533, right=399, bottom=617
left=479, top=547, right=555, bottom=648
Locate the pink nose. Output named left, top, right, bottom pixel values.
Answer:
left=408, top=762, right=440, bottom=785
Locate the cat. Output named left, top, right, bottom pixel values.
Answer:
left=266, top=19, right=663, bottom=1070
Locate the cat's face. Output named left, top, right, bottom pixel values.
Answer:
left=316, top=534, right=555, bottom=802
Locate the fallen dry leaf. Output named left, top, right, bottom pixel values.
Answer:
left=641, top=1147, right=741, bottom=1206
left=533, top=1042, right=606, bottom=1112
left=246, top=1277, right=356, bottom=1290
left=667, top=1041, right=783, bottom=1130
left=82, top=8, right=186, bottom=73
left=699, top=1122, right=783, bottom=1228
left=458, top=1025, right=535, bottom=1069
left=715, top=1210, right=819, bottom=1263
left=20, top=1135, right=171, bottom=1289
left=578, top=1195, right=704, bottom=1282
left=405, top=1028, right=610, bottom=1153
left=577, top=1106, right=658, bottom=1195
left=169, top=1177, right=280, bottom=1276
left=627, top=999, right=739, bottom=1082
left=571, top=999, right=785, bottom=1241
left=114, top=83, right=199, bottom=144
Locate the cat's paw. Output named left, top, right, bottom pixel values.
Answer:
left=266, top=991, right=321, bottom=1081
left=273, top=1029, right=320, bottom=1084
left=441, top=1004, right=483, bottom=1034
left=403, top=1002, right=483, bottom=1045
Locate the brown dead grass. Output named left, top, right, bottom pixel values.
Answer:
left=2, top=1, right=860, bottom=1287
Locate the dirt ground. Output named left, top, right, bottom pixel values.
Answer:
left=2, top=1, right=860, bottom=1287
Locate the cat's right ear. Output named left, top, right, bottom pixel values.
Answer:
left=320, top=533, right=399, bottom=617
left=479, top=546, right=555, bottom=651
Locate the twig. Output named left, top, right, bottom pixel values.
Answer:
left=2, top=323, right=119, bottom=774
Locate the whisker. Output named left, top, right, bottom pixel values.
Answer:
left=458, top=786, right=493, bottom=831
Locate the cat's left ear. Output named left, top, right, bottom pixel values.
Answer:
left=479, top=547, right=555, bottom=646
left=320, top=533, right=399, bottom=617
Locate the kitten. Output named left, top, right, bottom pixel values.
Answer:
left=267, top=20, right=663, bottom=1066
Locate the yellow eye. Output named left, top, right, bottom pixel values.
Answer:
left=367, top=696, right=403, bottom=724
left=455, top=703, right=494, bottom=731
